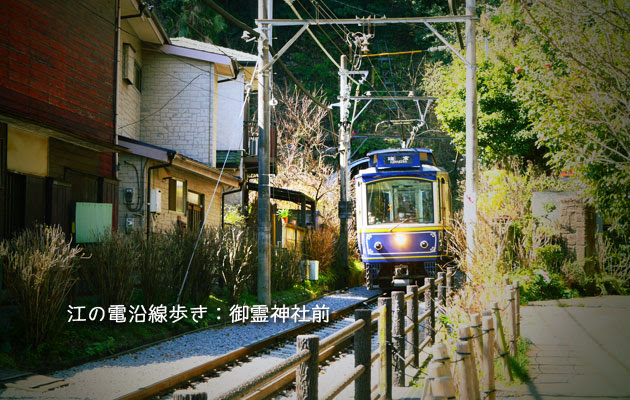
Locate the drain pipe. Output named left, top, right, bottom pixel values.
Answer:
left=146, top=151, right=176, bottom=238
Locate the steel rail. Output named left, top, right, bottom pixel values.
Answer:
left=116, top=294, right=380, bottom=400
left=248, top=318, right=379, bottom=400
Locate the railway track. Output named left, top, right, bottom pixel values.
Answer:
left=116, top=292, right=382, bottom=400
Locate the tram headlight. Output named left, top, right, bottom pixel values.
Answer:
left=394, top=233, right=407, bottom=246
left=374, top=241, right=383, bottom=251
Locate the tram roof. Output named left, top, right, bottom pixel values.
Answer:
left=366, top=148, right=433, bottom=156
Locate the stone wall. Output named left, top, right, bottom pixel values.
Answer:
left=532, top=191, right=597, bottom=273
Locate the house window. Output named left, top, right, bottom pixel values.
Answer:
left=187, top=191, right=204, bottom=232
left=169, top=178, right=187, bottom=213
left=134, top=61, right=142, bottom=92
left=122, top=43, right=141, bottom=91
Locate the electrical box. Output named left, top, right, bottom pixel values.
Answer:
left=125, top=217, right=134, bottom=232
left=75, top=202, right=112, bottom=243
left=124, top=188, right=134, bottom=204
left=150, top=188, right=162, bottom=213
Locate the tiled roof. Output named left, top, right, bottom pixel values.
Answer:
left=170, top=37, right=257, bottom=64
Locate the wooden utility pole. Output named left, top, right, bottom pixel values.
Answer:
left=463, top=0, right=478, bottom=265
left=257, top=0, right=271, bottom=305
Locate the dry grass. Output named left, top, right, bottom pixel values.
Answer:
left=0, top=225, right=81, bottom=346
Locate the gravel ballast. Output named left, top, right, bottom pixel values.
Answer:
left=1, top=287, right=380, bottom=400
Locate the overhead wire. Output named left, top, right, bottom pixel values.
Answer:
left=309, top=0, right=414, bottom=140
left=202, top=0, right=336, bottom=131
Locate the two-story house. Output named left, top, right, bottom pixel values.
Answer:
left=115, top=2, right=254, bottom=234
left=0, top=0, right=120, bottom=240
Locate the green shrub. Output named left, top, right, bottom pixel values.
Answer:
left=535, top=244, right=564, bottom=271
left=516, top=268, right=578, bottom=302
left=0, top=225, right=80, bottom=346
left=81, top=232, right=140, bottom=308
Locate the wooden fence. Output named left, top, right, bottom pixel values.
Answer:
left=201, top=270, right=520, bottom=400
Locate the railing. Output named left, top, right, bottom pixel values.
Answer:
left=209, top=267, right=458, bottom=400
left=419, top=277, right=522, bottom=400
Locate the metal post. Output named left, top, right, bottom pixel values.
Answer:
left=424, top=277, right=435, bottom=344
left=378, top=297, right=392, bottom=400
left=406, top=285, right=419, bottom=367
left=391, top=291, right=405, bottom=387
left=337, top=55, right=350, bottom=288
left=355, top=309, right=372, bottom=400
left=463, top=0, right=478, bottom=269
left=296, top=335, right=319, bottom=400
left=257, top=0, right=271, bottom=305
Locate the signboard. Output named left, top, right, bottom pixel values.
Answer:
left=383, top=154, right=415, bottom=166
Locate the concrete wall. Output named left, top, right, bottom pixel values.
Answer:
left=139, top=49, right=214, bottom=166
left=216, top=71, right=245, bottom=151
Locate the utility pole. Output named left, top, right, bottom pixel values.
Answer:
left=257, top=0, right=271, bottom=305
left=338, top=55, right=350, bottom=287
left=463, top=0, right=478, bottom=266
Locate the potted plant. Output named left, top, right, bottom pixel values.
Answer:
left=277, top=208, right=290, bottom=224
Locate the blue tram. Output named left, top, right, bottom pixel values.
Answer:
left=355, top=148, right=452, bottom=288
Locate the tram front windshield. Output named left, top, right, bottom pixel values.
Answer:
left=366, top=179, right=434, bottom=225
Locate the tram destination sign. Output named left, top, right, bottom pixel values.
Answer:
left=384, top=154, right=414, bottom=166
left=376, top=152, right=420, bottom=169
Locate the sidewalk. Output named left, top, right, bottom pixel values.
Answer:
left=497, top=296, right=630, bottom=399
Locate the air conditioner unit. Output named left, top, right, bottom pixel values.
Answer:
left=150, top=188, right=162, bottom=213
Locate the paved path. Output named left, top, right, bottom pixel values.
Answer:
left=498, top=296, right=630, bottom=400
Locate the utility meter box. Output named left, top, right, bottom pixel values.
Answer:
left=150, top=188, right=162, bottom=213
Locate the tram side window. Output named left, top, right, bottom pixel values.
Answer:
left=366, top=179, right=434, bottom=225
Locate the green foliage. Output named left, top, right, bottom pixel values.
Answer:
left=151, top=0, right=227, bottom=42
left=0, top=225, right=80, bottom=346
left=534, top=244, right=564, bottom=272
left=498, top=337, right=531, bottom=383
left=224, top=205, right=246, bottom=227
left=424, top=58, right=542, bottom=167
left=485, top=0, right=630, bottom=239
left=516, top=268, right=578, bottom=303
